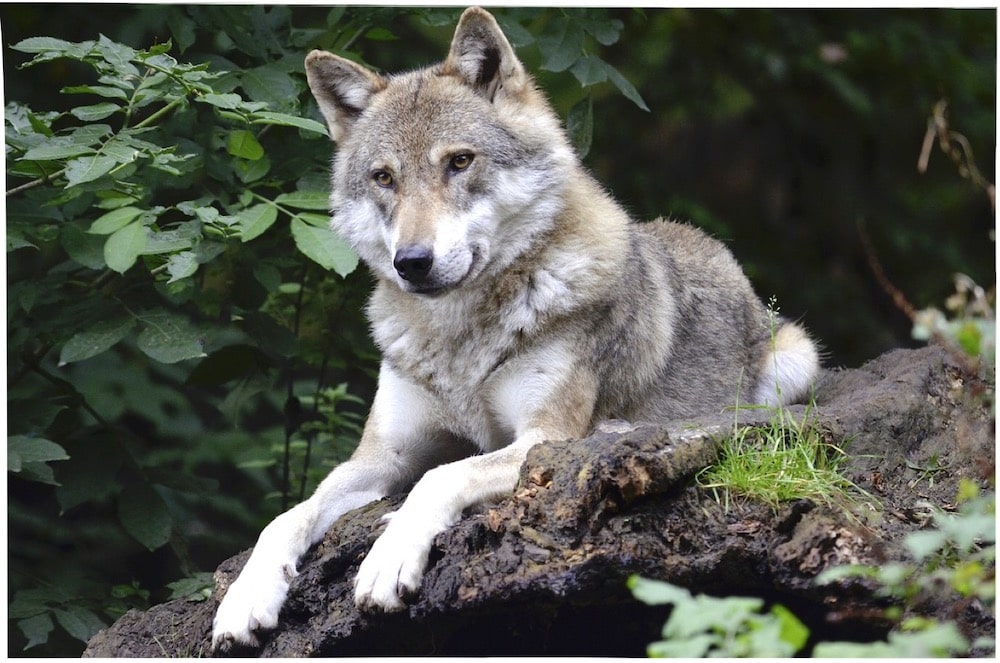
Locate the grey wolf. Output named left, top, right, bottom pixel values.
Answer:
left=212, top=6, right=819, bottom=650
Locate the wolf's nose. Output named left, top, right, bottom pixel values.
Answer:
left=393, top=246, right=434, bottom=283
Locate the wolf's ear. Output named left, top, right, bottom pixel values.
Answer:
left=305, top=51, right=386, bottom=143
left=444, top=7, right=527, bottom=102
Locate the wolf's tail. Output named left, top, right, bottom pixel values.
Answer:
left=752, top=322, right=821, bottom=406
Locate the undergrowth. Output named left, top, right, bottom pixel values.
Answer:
left=632, top=480, right=995, bottom=658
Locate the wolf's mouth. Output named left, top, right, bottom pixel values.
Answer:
left=404, top=246, right=485, bottom=297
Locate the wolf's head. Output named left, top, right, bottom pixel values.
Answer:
left=305, top=7, right=576, bottom=296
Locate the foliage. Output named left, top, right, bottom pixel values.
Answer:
left=4, top=7, right=646, bottom=656
left=912, top=272, right=995, bottom=367
left=632, top=482, right=994, bottom=657
left=628, top=575, right=810, bottom=657
left=815, top=480, right=995, bottom=657
left=5, top=27, right=355, bottom=655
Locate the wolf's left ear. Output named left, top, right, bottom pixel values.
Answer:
left=305, top=50, right=386, bottom=143
left=444, top=7, right=528, bottom=102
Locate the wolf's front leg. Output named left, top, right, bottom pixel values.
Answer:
left=353, top=435, right=540, bottom=612
left=354, top=359, right=598, bottom=611
left=212, top=364, right=459, bottom=650
left=211, top=464, right=388, bottom=650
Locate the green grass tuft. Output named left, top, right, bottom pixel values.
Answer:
left=695, top=404, right=862, bottom=512
left=697, top=298, right=869, bottom=512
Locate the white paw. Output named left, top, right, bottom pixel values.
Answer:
left=212, top=557, right=297, bottom=651
left=353, top=511, right=438, bottom=612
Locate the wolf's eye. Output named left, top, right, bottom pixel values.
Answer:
left=449, top=153, right=474, bottom=173
left=372, top=170, right=394, bottom=188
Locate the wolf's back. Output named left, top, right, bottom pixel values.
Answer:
left=588, top=219, right=816, bottom=421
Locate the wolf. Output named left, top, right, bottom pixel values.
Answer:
left=211, top=6, right=820, bottom=650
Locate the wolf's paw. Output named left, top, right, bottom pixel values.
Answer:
left=211, top=560, right=296, bottom=651
left=353, top=513, right=435, bottom=612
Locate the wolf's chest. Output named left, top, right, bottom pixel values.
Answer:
left=373, top=312, right=521, bottom=449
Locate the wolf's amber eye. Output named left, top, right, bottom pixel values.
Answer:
left=372, top=170, right=393, bottom=188
left=449, top=154, right=474, bottom=172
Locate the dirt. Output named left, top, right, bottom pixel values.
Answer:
left=83, top=344, right=995, bottom=657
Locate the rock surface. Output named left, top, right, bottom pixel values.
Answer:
left=83, top=345, right=995, bottom=657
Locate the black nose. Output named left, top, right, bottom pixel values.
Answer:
left=393, top=246, right=434, bottom=283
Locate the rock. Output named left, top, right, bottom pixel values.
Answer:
left=83, top=345, right=995, bottom=657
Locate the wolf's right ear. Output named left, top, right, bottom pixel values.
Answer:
left=444, top=7, right=528, bottom=102
left=304, top=51, right=386, bottom=143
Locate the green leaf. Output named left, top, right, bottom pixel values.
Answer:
left=904, top=529, right=948, bottom=561
left=250, top=110, right=327, bottom=136
left=165, top=251, right=200, bottom=283
left=234, top=153, right=270, bottom=183
left=647, top=633, right=716, bottom=658
left=538, top=18, right=585, bottom=73
left=569, top=54, right=609, bottom=87
left=61, top=84, right=130, bottom=100
left=628, top=575, right=692, bottom=606
left=99, top=136, right=143, bottom=164
left=136, top=311, right=206, bottom=363
left=297, top=211, right=334, bottom=227
left=59, top=316, right=136, bottom=365
left=815, top=622, right=970, bottom=657
left=118, top=482, right=173, bottom=551
left=62, top=223, right=108, bottom=269
left=236, top=203, right=278, bottom=242
left=167, top=12, right=197, bottom=52
left=665, top=595, right=762, bottom=640
left=64, top=154, right=118, bottom=186
left=166, top=572, right=215, bottom=602
left=197, top=92, right=245, bottom=110
left=103, top=221, right=147, bottom=273
left=275, top=190, right=330, bottom=210
left=53, top=606, right=106, bottom=644
left=95, top=34, right=138, bottom=74
left=21, top=140, right=96, bottom=161
left=18, top=462, right=59, bottom=485
left=12, top=36, right=95, bottom=64
left=7, top=228, right=38, bottom=252
left=8, top=435, right=70, bottom=472
left=9, top=589, right=53, bottom=619
left=579, top=17, right=623, bottom=46
left=88, top=206, right=144, bottom=234
left=605, top=62, right=650, bottom=112
left=227, top=129, right=264, bottom=160
left=69, top=102, right=120, bottom=122
left=142, top=225, right=196, bottom=255
left=240, top=64, right=299, bottom=112
left=771, top=603, right=810, bottom=652
left=291, top=217, right=358, bottom=276
left=18, top=614, right=54, bottom=651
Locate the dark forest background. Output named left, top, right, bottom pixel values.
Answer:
left=4, top=5, right=995, bottom=656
